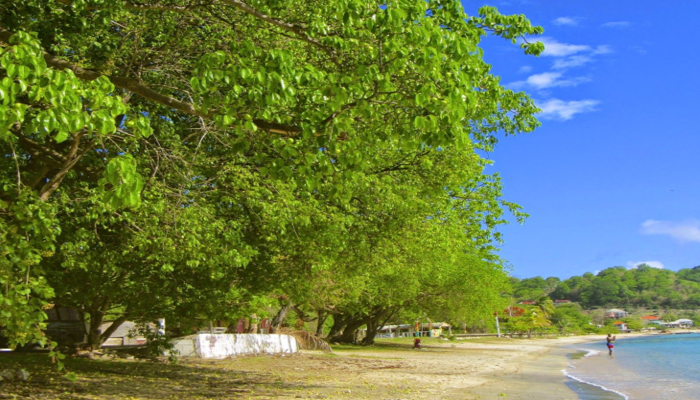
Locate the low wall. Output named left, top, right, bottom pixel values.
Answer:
left=171, top=334, right=298, bottom=359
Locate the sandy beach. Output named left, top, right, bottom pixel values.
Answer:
left=3, top=332, right=689, bottom=399
left=185, top=335, right=602, bottom=400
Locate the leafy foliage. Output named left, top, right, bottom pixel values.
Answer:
left=511, top=265, right=700, bottom=310
left=1, top=0, right=546, bottom=351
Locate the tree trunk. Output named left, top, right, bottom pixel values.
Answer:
left=98, top=316, right=128, bottom=347
left=327, top=314, right=349, bottom=338
left=270, top=297, right=293, bottom=333
left=329, top=316, right=366, bottom=344
left=361, top=307, right=393, bottom=345
left=361, top=317, right=381, bottom=345
left=86, top=310, right=128, bottom=350
left=86, top=309, right=105, bottom=350
left=315, top=310, right=328, bottom=337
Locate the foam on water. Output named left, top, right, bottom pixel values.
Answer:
left=563, top=368, right=629, bottom=400
left=563, top=348, right=626, bottom=399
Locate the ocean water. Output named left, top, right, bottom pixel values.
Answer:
left=564, top=333, right=700, bottom=400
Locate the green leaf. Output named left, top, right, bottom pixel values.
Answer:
left=54, top=130, right=68, bottom=143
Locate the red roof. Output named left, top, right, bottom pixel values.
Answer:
left=641, top=315, right=659, bottom=320
left=613, top=321, right=625, bottom=325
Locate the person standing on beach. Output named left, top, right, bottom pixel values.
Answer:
left=606, top=334, right=616, bottom=356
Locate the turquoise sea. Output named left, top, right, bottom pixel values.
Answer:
left=564, top=333, right=700, bottom=400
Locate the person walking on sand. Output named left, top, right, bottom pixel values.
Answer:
left=606, top=333, right=616, bottom=356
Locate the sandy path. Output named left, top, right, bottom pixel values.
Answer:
left=181, top=336, right=597, bottom=400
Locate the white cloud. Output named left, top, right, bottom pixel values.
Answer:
left=538, top=37, right=590, bottom=57
left=511, top=72, right=590, bottom=90
left=593, top=45, right=614, bottom=55
left=518, top=65, right=533, bottom=73
left=627, top=261, right=665, bottom=269
left=526, top=72, right=563, bottom=88
left=530, top=38, right=611, bottom=68
left=641, top=219, right=700, bottom=243
left=602, top=21, right=631, bottom=28
left=537, top=98, right=599, bottom=120
left=553, top=55, right=593, bottom=69
left=553, top=17, right=577, bottom=26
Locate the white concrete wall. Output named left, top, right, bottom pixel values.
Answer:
left=171, top=333, right=298, bottom=359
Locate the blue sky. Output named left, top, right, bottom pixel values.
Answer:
left=462, top=1, right=700, bottom=279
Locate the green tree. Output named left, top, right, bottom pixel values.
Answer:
left=511, top=276, right=549, bottom=301
left=506, top=306, right=552, bottom=338
left=1, top=0, right=545, bottom=348
left=550, top=303, right=592, bottom=334
left=622, top=317, right=643, bottom=331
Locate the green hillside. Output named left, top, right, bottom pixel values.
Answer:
left=511, top=265, right=700, bottom=309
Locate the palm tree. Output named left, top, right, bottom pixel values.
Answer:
left=535, top=296, right=556, bottom=318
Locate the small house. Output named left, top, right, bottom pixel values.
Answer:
left=375, top=324, right=414, bottom=338
left=605, top=309, right=629, bottom=319
left=666, top=319, right=694, bottom=328
left=376, top=322, right=451, bottom=338
left=646, top=320, right=667, bottom=327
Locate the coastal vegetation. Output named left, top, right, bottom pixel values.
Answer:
left=0, top=0, right=545, bottom=353
left=512, top=265, right=700, bottom=309
left=506, top=265, right=700, bottom=336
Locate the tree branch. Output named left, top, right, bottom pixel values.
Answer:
left=0, top=25, right=207, bottom=118
left=54, top=0, right=193, bottom=13
left=38, top=135, right=93, bottom=201
left=52, top=0, right=334, bottom=55
left=218, top=0, right=335, bottom=56
left=0, top=26, right=303, bottom=135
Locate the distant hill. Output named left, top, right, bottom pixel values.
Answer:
left=510, top=265, right=700, bottom=309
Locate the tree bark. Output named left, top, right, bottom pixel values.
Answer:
left=85, top=307, right=105, bottom=350
left=86, top=313, right=103, bottom=350
left=315, top=309, right=328, bottom=337
left=361, top=307, right=394, bottom=345
left=329, top=315, right=365, bottom=344
left=270, top=296, right=293, bottom=333
left=362, top=317, right=381, bottom=346
left=327, top=313, right=349, bottom=338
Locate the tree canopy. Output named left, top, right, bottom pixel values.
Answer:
left=511, top=265, right=700, bottom=310
left=1, top=0, right=545, bottom=349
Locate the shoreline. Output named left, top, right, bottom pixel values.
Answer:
left=463, top=335, right=596, bottom=400
left=370, top=331, right=689, bottom=399
left=205, top=331, right=698, bottom=399
left=2, top=331, right=697, bottom=399
left=562, top=331, right=700, bottom=400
